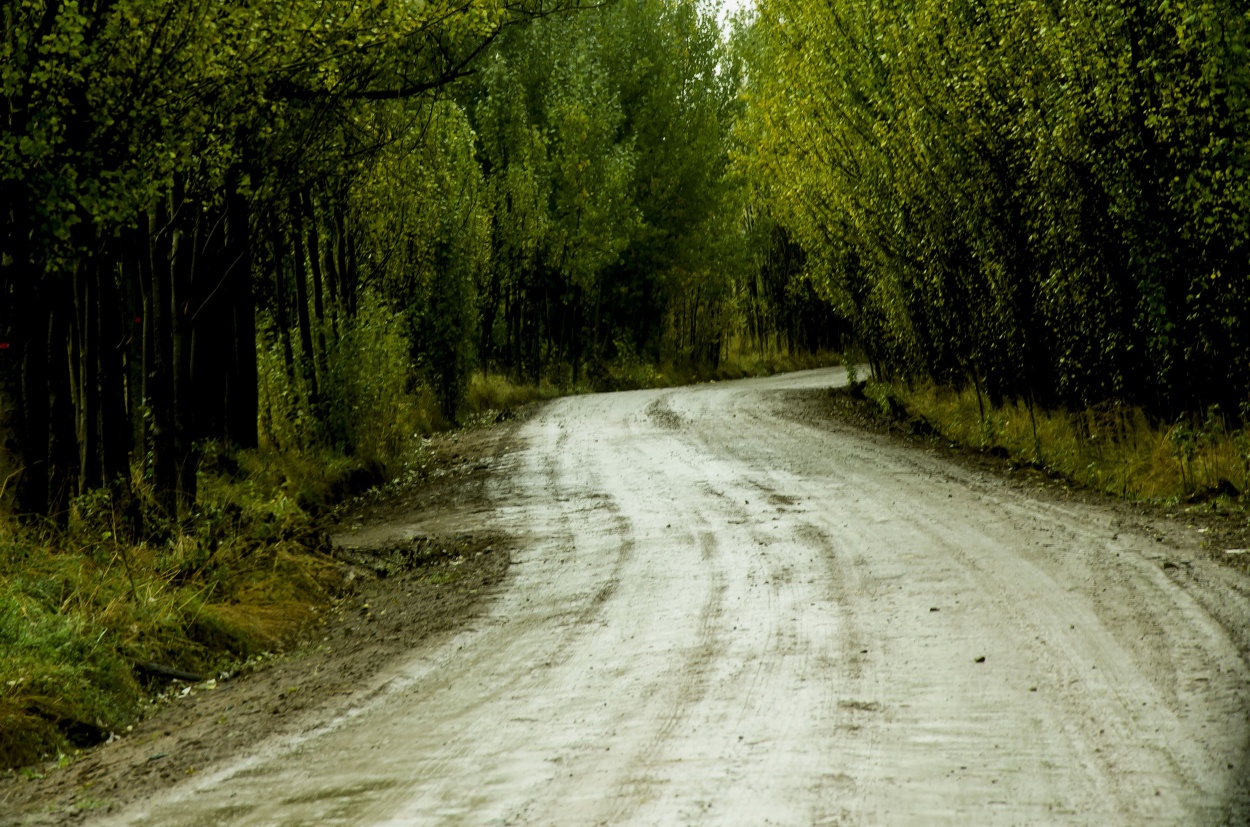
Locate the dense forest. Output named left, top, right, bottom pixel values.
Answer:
left=4, top=0, right=1248, bottom=526
left=0, top=0, right=835, bottom=526
left=743, top=0, right=1250, bottom=420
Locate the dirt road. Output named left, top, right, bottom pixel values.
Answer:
left=99, top=368, right=1250, bottom=825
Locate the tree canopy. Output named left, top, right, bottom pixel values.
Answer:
left=2, top=0, right=823, bottom=523
left=739, top=0, right=1250, bottom=417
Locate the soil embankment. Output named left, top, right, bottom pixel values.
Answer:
left=0, top=423, right=520, bottom=825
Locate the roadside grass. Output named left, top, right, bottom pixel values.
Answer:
left=0, top=428, right=400, bottom=770
left=597, top=346, right=843, bottom=392
left=462, top=349, right=841, bottom=415
left=0, top=471, right=348, bottom=770
left=708, top=346, right=843, bottom=381
left=463, top=373, right=566, bottom=416
left=870, top=380, right=1249, bottom=506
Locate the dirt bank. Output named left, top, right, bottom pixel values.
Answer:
left=0, top=420, right=523, bottom=826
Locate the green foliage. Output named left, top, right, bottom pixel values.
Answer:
left=325, top=297, right=439, bottom=463
left=258, top=295, right=439, bottom=470
left=463, top=373, right=564, bottom=416
left=739, top=0, right=1250, bottom=418
left=0, top=0, right=849, bottom=771
left=464, top=0, right=793, bottom=382
left=0, top=474, right=342, bottom=769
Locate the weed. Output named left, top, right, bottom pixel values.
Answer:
left=463, top=374, right=562, bottom=416
left=0, top=447, right=352, bottom=770
left=886, top=380, right=1249, bottom=504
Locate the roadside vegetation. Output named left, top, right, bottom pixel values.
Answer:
left=742, top=2, right=1250, bottom=497
left=744, top=0, right=1250, bottom=421
left=861, top=378, right=1249, bottom=507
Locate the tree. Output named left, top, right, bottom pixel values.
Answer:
left=739, top=0, right=1250, bottom=418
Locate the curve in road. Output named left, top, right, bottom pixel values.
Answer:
left=100, top=367, right=1250, bottom=826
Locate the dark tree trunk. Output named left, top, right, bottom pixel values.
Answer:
left=17, top=287, right=50, bottom=518
left=46, top=293, right=78, bottom=523
left=224, top=183, right=258, bottom=449
left=97, top=255, right=133, bottom=512
left=72, top=257, right=103, bottom=492
left=289, top=195, right=320, bottom=407
left=274, top=230, right=297, bottom=379
left=188, top=203, right=227, bottom=447
left=322, top=200, right=342, bottom=336
left=343, top=220, right=359, bottom=318
left=171, top=204, right=198, bottom=515
left=302, top=191, right=329, bottom=380
left=147, top=206, right=178, bottom=517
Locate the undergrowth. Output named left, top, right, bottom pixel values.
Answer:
left=598, top=345, right=842, bottom=392
left=872, top=379, right=1250, bottom=506
left=463, top=373, right=565, bottom=415
left=0, top=300, right=435, bottom=771
left=461, top=348, right=841, bottom=410
left=0, top=482, right=342, bottom=770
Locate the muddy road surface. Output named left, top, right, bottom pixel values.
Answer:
left=98, top=368, right=1249, bottom=825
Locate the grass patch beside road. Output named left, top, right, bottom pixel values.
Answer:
left=867, top=379, right=1248, bottom=507
left=462, top=350, right=842, bottom=417
left=0, top=473, right=346, bottom=770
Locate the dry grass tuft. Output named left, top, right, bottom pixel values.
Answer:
left=883, top=380, right=1250, bottom=504
left=464, top=373, right=563, bottom=416
left=462, top=350, right=842, bottom=408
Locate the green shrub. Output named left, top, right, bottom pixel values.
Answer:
left=464, top=373, right=561, bottom=416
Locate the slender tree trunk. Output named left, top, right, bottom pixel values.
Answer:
left=98, top=257, right=132, bottom=487
left=322, top=200, right=342, bottom=338
left=47, top=293, right=78, bottom=522
left=134, top=225, right=152, bottom=479
left=0, top=212, right=42, bottom=516
left=172, top=204, right=200, bottom=514
left=971, top=368, right=987, bottom=427
left=72, top=256, right=103, bottom=491
left=289, top=196, right=319, bottom=407
left=303, top=191, right=329, bottom=380
left=17, top=289, right=50, bottom=517
left=344, top=223, right=359, bottom=318
left=148, top=206, right=178, bottom=518
left=224, top=184, right=258, bottom=449
left=479, top=263, right=501, bottom=371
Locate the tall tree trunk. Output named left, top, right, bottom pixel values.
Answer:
left=47, top=292, right=77, bottom=523
left=147, top=206, right=178, bottom=518
left=97, top=256, right=133, bottom=492
left=289, top=195, right=320, bottom=407
left=265, top=213, right=297, bottom=381
left=322, top=200, right=342, bottom=337
left=188, top=203, right=227, bottom=446
left=72, top=255, right=105, bottom=492
left=171, top=204, right=198, bottom=515
left=344, top=221, right=359, bottom=318
left=479, top=265, right=501, bottom=371
left=16, top=284, right=50, bottom=517
left=302, top=191, right=329, bottom=380
left=224, top=183, right=258, bottom=449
